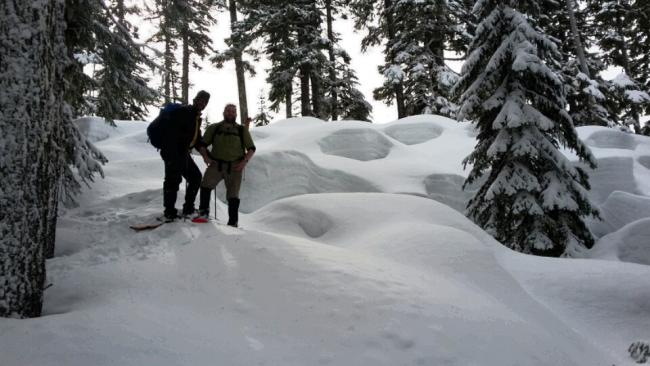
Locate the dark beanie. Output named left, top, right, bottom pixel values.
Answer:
left=195, top=90, right=210, bottom=101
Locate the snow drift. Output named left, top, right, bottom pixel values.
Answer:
left=1, top=116, right=649, bottom=366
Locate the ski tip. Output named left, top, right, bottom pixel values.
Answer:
left=191, top=217, right=210, bottom=224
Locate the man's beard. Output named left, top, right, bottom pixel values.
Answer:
left=224, top=116, right=236, bottom=123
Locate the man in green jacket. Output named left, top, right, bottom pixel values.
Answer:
left=197, top=103, right=256, bottom=227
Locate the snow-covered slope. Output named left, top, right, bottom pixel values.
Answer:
left=1, top=116, right=649, bottom=366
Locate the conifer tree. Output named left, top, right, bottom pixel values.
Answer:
left=456, top=0, right=598, bottom=256
left=588, top=0, right=650, bottom=132
left=64, top=0, right=156, bottom=121
left=1, top=0, right=105, bottom=317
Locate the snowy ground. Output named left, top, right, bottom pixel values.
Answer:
left=1, top=116, right=649, bottom=365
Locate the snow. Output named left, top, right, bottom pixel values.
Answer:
left=2, top=116, right=650, bottom=365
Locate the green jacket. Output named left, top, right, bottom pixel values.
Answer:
left=203, top=121, right=255, bottom=162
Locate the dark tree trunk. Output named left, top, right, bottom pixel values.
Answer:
left=384, top=0, right=406, bottom=118
left=325, top=0, right=338, bottom=120
left=300, top=64, right=312, bottom=116
left=229, top=0, right=249, bottom=122
left=164, top=33, right=173, bottom=103
left=1, top=0, right=69, bottom=318
left=286, top=83, right=293, bottom=118
left=181, top=31, right=190, bottom=105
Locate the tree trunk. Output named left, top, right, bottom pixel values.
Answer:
left=116, top=0, right=125, bottom=23
left=1, top=0, right=68, bottom=318
left=181, top=31, right=189, bottom=105
left=325, top=0, right=338, bottom=121
left=613, top=7, right=641, bottom=132
left=311, top=72, right=322, bottom=118
left=229, top=0, right=249, bottom=122
left=384, top=0, right=406, bottom=118
left=300, top=64, right=312, bottom=116
left=286, top=83, right=293, bottom=118
left=566, top=0, right=590, bottom=77
left=164, top=33, right=172, bottom=103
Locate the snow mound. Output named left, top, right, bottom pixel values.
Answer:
left=588, top=191, right=650, bottom=237
left=584, top=129, right=640, bottom=150
left=578, top=157, right=642, bottom=204
left=422, top=173, right=477, bottom=212
left=227, top=151, right=380, bottom=213
left=383, top=122, right=443, bottom=145
left=638, top=155, right=650, bottom=170
left=251, top=193, right=498, bottom=249
left=249, top=129, right=270, bottom=140
left=589, top=218, right=650, bottom=266
left=318, top=128, right=394, bottom=161
left=74, top=117, right=116, bottom=142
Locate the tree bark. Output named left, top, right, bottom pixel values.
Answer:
left=1, top=0, right=69, bottom=318
left=325, top=0, right=338, bottom=120
left=311, top=72, right=322, bottom=118
left=164, top=32, right=172, bottom=103
left=566, top=0, right=590, bottom=77
left=300, top=64, right=312, bottom=116
left=229, top=0, right=249, bottom=122
left=286, top=83, right=293, bottom=118
left=384, top=0, right=406, bottom=118
left=181, top=31, right=189, bottom=104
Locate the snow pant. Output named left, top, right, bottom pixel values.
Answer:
left=199, top=161, right=243, bottom=225
left=162, top=152, right=202, bottom=217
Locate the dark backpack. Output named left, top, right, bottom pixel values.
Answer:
left=147, top=103, right=183, bottom=149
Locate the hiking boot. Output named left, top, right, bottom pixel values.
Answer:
left=227, top=198, right=240, bottom=227
left=161, top=211, right=178, bottom=223
left=181, top=207, right=197, bottom=220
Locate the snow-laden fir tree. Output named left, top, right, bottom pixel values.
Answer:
left=456, top=0, right=599, bottom=257
left=351, top=0, right=469, bottom=119
left=538, top=0, right=614, bottom=128
left=351, top=0, right=406, bottom=118
left=64, top=0, right=156, bottom=121
left=213, top=0, right=261, bottom=121
left=148, top=0, right=182, bottom=103
left=233, top=0, right=329, bottom=118
left=588, top=0, right=650, bottom=133
left=322, top=0, right=372, bottom=121
left=231, top=0, right=297, bottom=118
left=95, top=0, right=157, bottom=121
left=174, top=0, right=216, bottom=104
left=1, top=0, right=105, bottom=317
left=254, top=90, right=272, bottom=126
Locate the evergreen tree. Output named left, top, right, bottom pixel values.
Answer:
left=64, top=0, right=156, bottom=121
left=148, top=0, right=182, bottom=103
left=1, top=0, right=105, bottom=317
left=351, top=0, right=406, bottom=118
left=233, top=0, right=328, bottom=118
left=174, top=0, right=216, bottom=104
left=588, top=0, right=650, bottom=132
left=456, top=0, right=598, bottom=257
left=352, top=0, right=469, bottom=118
left=95, top=0, right=157, bottom=120
left=541, top=0, right=614, bottom=127
left=322, top=0, right=372, bottom=121
left=214, top=0, right=260, bottom=121
left=254, top=90, right=272, bottom=126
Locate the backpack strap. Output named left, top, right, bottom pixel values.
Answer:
left=238, top=124, right=246, bottom=157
